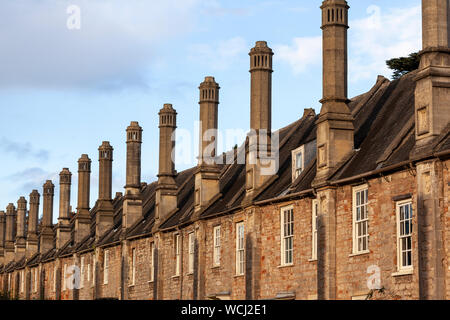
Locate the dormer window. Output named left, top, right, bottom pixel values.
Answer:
left=291, top=146, right=305, bottom=181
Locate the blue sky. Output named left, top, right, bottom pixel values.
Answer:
left=0, top=0, right=421, bottom=223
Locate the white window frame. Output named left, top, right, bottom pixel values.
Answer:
left=312, top=199, right=318, bottom=260
left=103, top=250, right=109, bottom=285
left=291, top=145, right=305, bottom=181
left=175, top=234, right=181, bottom=276
left=130, top=248, right=136, bottom=286
left=8, top=273, right=11, bottom=291
left=188, top=232, right=195, bottom=274
left=213, top=226, right=221, bottom=267
left=396, top=200, right=413, bottom=271
left=236, top=222, right=245, bottom=276
left=281, top=206, right=294, bottom=266
left=80, top=257, right=85, bottom=289
left=149, top=242, right=155, bottom=282
left=352, top=184, right=369, bottom=254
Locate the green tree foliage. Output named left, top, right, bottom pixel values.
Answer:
left=386, top=52, right=420, bottom=80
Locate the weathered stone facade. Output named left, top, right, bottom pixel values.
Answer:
left=0, top=0, right=449, bottom=300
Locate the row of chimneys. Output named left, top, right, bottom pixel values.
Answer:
left=0, top=34, right=275, bottom=263
left=1, top=0, right=448, bottom=264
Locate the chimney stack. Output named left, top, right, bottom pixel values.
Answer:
left=194, top=77, right=221, bottom=215
left=155, top=104, right=178, bottom=227
left=245, top=41, right=275, bottom=200
left=412, top=0, right=449, bottom=300
left=15, top=197, right=27, bottom=259
left=123, top=122, right=143, bottom=231
left=56, top=168, right=72, bottom=250
left=40, top=180, right=55, bottom=254
left=413, top=0, right=450, bottom=154
left=313, top=0, right=354, bottom=186
left=0, top=211, right=6, bottom=264
left=4, top=203, right=16, bottom=262
left=75, top=154, right=92, bottom=243
left=96, top=142, right=114, bottom=240
left=26, top=190, right=40, bottom=258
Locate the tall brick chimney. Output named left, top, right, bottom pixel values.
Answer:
left=15, top=197, right=27, bottom=259
left=75, top=154, right=91, bottom=244
left=96, top=142, right=114, bottom=241
left=413, top=0, right=450, bottom=155
left=4, top=203, right=16, bottom=262
left=245, top=41, right=275, bottom=200
left=194, top=77, right=221, bottom=215
left=0, top=211, right=6, bottom=263
left=313, top=0, right=354, bottom=186
left=123, top=122, right=143, bottom=231
left=26, top=190, right=40, bottom=258
left=40, top=180, right=55, bottom=254
left=56, top=168, right=72, bottom=250
left=155, top=104, right=178, bottom=228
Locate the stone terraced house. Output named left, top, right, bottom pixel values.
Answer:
left=0, top=0, right=449, bottom=300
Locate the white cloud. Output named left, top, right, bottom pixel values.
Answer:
left=275, top=3, right=421, bottom=81
left=349, top=4, right=421, bottom=82
left=275, top=36, right=322, bottom=74
left=0, top=0, right=202, bottom=90
left=188, top=37, right=248, bottom=70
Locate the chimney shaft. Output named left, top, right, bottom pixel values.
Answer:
left=123, top=122, right=143, bottom=231
left=56, top=168, right=72, bottom=249
left=413, top=0, right=450, bottom=150
left=0, top=211, right=5, bottom=250
left=4, top=203, right=16, bottom=261
left=314, top=0, right=354, bottom=185
left=96, top=142, right=115, bottom=241
left=42, top=180, right=55, bottom=228
left=0, top=211, right=5, bottom=262
left=99, top=142, right=113, bottom=201
left=155, top=105, right=178, bottom=228
left=193, top=77, right=221, bottom=215
left=26, top=190, right=40, bottom=258
left=77, top=154, right=91, bottom=212
left=198, top=77, right=220, bottom=165
left=422, top=0, right=449, bottom=50
left=59, top=168, right=72, bottom=221
left=40, top=180, right=55, bottom=254
left=75, top=155, right=92, bottom=243
left=245, top=42, right=276, bottom=200
left=249, top=41, right=273, bottom=135
left=158, top=104, right=177, bottom=184
left=15, top=197, right=27, bottom=243
left=125, top=121, right=143, bottom=191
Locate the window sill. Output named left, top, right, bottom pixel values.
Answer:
left=147, top=280, right=154, bottom=284
left=186, top=272, right=194, bottom=276
left=171, top=275, right=180, bottom=280
left=277, top=264, right=294, bottom=268
left=391, top=269, right=413, bottom=277
left=128, top=284, right=135, bottom=288
left=349, top=250, right=370, bottom=257
left=211, top=265, right=221, bottom=269
left=233, top=274, right=244, bottom=278
left=308, top=258, right=317, bottom=262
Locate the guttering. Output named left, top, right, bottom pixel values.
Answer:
left=329, top=160, right=413, bottom=186
left=434, top=149, right=450, bottom=158
left=254, top=189, right=314, bottom=206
